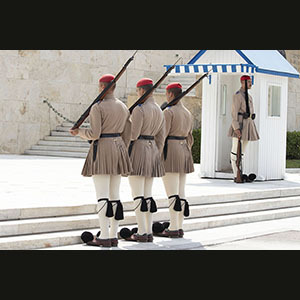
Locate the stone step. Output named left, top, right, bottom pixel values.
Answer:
left=25, top=122, right=91, bottom=158
left=38, top=140, right=89, bottom=148
left=24, top=149, right=87, bottom=158
left=44, top=135, right=83, bottom=142
left=2, top=196, right=300, bottom=238
left=62, top=122, right=90, bottom=128
left=183, top=206, right=300, bottom=231
left=31, top=145, right=89, bottom=153
left=2, top=187, right=300, bottom=222
left=51, top=131, right=73, bottom=137
left=56, top=126, right=75, bottom=132
left=3, top=205, right=300, bottom=250
left=0, top=204, right=96, bottom=221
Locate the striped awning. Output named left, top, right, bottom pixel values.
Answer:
left=164, top=63, right=257, bottom=74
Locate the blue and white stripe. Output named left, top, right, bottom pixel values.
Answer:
left=164, top=64, right=257, bottom=74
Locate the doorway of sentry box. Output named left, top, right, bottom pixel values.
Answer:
left=215, top=74, right=241, bottom=177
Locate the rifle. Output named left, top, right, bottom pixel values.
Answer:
left=235, top=137, right=244, bottom=183
left=161, top=68, right=213, bottom=111
left=128, top=57, right=181, bottom=114
left=71, top=50, right=138, bottom=130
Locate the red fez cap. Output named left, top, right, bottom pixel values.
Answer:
left=240, top=75, right=251, bottom=81
left=99, top=74, right=115, bottom=83
left=136, top=78, right=153, bottom=87
left=166, top=82, right=182, bottom=90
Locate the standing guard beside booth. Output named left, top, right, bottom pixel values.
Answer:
left=228, top=75, right=260, bottom=183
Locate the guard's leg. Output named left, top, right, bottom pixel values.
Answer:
left=109, top=174, right=122, bottom=240
left=230, top=137, right=239, bottom=178
left=178, top=173, right=187, bottom=233
left=92, top=174, right=110, bottom=240
left=241, top=140, right=248, bottom=155
left=144, top=177, right=154, bottom=236
left=162, top=172, right=180, bottom=231
left=128, top=175, right=147, bottom=236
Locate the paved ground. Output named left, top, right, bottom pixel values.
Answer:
left=2, top=154, right=300, bottom=210
left=205, top=230, right=300, bottom=250
left=43, top=215, right=300, bottom=250
left=2, top=154, right=300, bottom=250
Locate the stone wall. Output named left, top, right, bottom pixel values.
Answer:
left=0, top=50, right=197, bottom=154
left=285, top=50, right=300, bottom=131
left=127, top=93, right=202, bottom=129
left=1, top=50, right=300, bottom=154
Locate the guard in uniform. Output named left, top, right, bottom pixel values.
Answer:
left=159, top=82, right=194, bottom=238
left=127, top=78, right=165, bottom=242
left=70, top=74, right=132, bottom=247
left=228, top=75, right=260, bottom=182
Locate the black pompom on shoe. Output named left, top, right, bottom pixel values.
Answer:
left=152, top=222, right=164, bottom=234
left=81, top=231, right=94, bottom=243
left=162, top=222, right=170, bottom=229
left=131, top=227, right=138, bottom=234
left=119, top=227, right=132, bottom=239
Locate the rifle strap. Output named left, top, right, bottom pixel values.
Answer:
left=231, top=152, right=244, bottom=156
left=244, top=79, right=250, bottom=116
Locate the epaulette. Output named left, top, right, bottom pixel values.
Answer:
left=235, top=90, right=240, bottom=95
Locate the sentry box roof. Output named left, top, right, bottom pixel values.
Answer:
left=165, top=50, right=300, bottom=78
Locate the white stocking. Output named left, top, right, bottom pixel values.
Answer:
left=178, top=173, right=187, bottom=230
left=92, top=174, right=110, bottom=239
left=144, top=177, right=154, bottom=235
left=162, top=173, right=180, bottom=230
left=128, top=176, right=147, bottom=235
left=109, top=175, right=121, bottom=239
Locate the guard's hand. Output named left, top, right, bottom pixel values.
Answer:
left=69, top=129, right=79, bottom=136
left=234, top=129, right=242, bottom=139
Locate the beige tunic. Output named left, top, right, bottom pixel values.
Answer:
left=78, top=93, right=132, bottom=177
left=163, top=101, right=194, bottom=173
left=227, top=88, right=260, bottom=141
left=129, top=96, right=165, bottom=177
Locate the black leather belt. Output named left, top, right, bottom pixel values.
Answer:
left=238, top=112, right=256, bottom=120
left=163, top=136, right=187, bottom=160
left=93, top=133, right=121, bottom=162
left=128, top=135, right=155, bottom=157
left=100, top=133, right=121, bottom=138
left=138, top=135, right=154, bottom=140
left=167, top=136, right=186, bottom=140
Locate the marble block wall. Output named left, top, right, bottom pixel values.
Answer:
left=0, top=50, right=197, bottom=154
left=1, top=50, right=300, bottom=154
